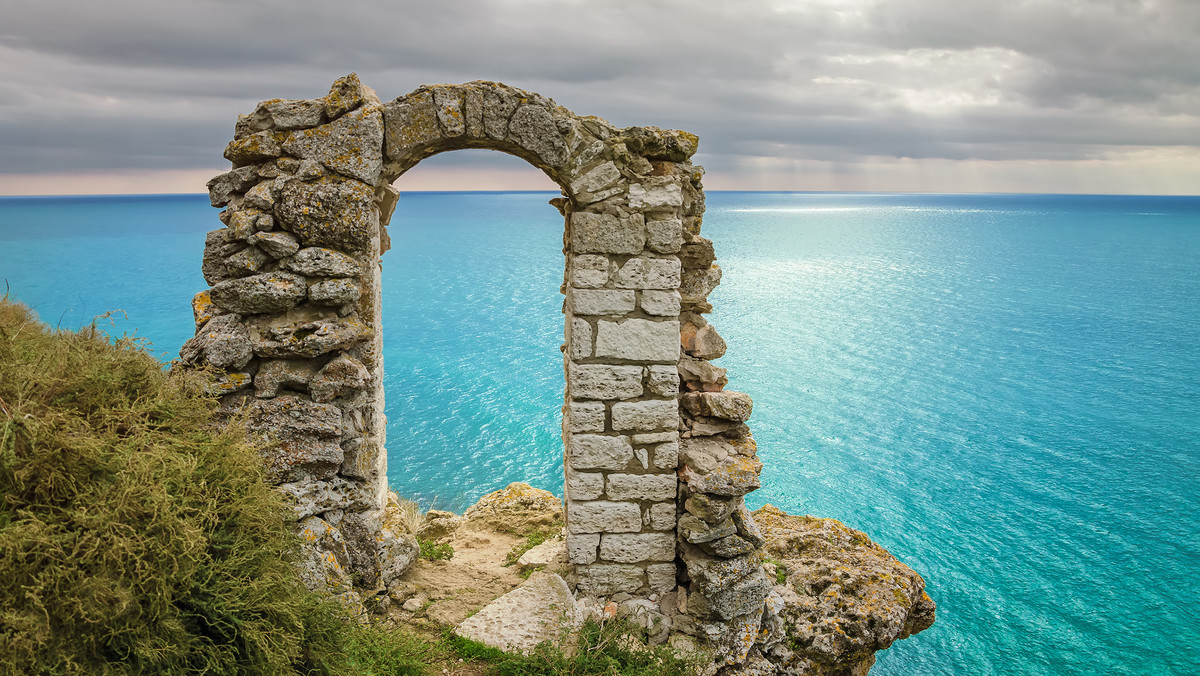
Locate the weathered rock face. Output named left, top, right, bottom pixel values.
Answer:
left=187, top=74, right=933, bottom=676
left=752, top=505, right=937, bottom=675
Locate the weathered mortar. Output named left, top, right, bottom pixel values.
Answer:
left=184, top=74, right=786, bottom=672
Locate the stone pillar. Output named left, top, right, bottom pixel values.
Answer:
left=184, top=75, right=396, bottom=609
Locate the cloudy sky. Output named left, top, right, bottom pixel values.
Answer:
left=1, top=0, right=1197, bottom=195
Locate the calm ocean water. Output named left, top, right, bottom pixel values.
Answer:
left=1, top=191, right=1197, bottom=674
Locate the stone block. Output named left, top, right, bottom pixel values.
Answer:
left=599, top=533, right=675, bottom=563
left=684, top=493, right=736, bottom=524
left=645, top=365, right=679, bottom=397
left=341, top=436, right=382, bottom=480
left=508, top=105, right=568, bottom=167
left=224, top=130, right=282, bottom=167
left=570, top=254, right=611, bottom=289
left=569, top=319, right=592, bottom=359
left=681, top=391, right=753, bottom=422
left=567, top=500, right=643, bottom=534
left=179, top=314, right=252, bottom=370
left=250, top=231, right=301, bottom=259
left=646, top=217, right=683, bottom=254
left=570, top=289, right=636, bottom=315
left=382, top=91, right=441, bottom=162
left=571, top=212, right=645, bottom=255
left=632, top=431, right=678, bottom=445
left=283, top=105, right=384, bottom=183
left=566, top=469, right=604, bottom=501
left=566, top=401, right=605, bottom=433
left=568, top=435, right=634, bottom=471
left=678, top=355, right=728, bottom=390
left=247, top=311, right=373, bottom=359
left=310, top=353, right=371, bottom=402
left=679, top=236, right=716, bottom=269
left=641, top=290, right=681, bottom=317
left=568, top=363, right=643, bottom=400
left=224, top=246, right=269, bottom=276
left=614, top=257, right=681, bottom=290
left=455, top=572, right=579, bottom=655
left=277, top=176, right=377, bottom=253
left=574, top=564, right=645, bottom=595
left=648, top=502, right=677, bottom=531
left=243, top=181, right=276, bottom=211
left=679, top=436, right=734, bottom=474
left=647, top=563, right=677, bottom=592
left=309, top=278, right=361, bottom=306
left=629, top=178, right=683, bottom=210
left=680, top=264, right=722, bottom=304
left=680, top=514, right=738, bottom=544
left=679, top=454, right=763, bottom=497
left=325, top=73, right=373, bottom=120
left=210, top=271, right=307, bottom=315
left=651, top=440, right=679, bottom=470
left=430, top=86, right=465, bottom=137
left=595, top=319, right=680, bottom=363
left=254, top=359, right=320, bottom=398
left=566, top=533, right=600, bottom=564
left=281, top=247, right=365, bottom=277
left=681, top=321, right=727, bottom=360
left=569, top=162, right=621, bottom=200
left=611, top=399, right=677, bottom=432
left=605, top=473, right=677, bottom=501
left=700, top=534, right=756, bottom=558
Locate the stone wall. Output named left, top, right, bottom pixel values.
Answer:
left=183, top=74, right=773, bottom=663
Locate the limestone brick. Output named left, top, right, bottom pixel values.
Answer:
left=568, top=435, right=634, bottom=471
left=574, top=564, right=645, bottom=595
left=570, top=289, right=636, bottom=315
left=599, top=533, right=675, bottom=563
left=614, top=257, right=681, bottom=290
left=567, top=500, right=642, bottom=533
left=571, top=212, right=645, bottom=255
left=570, top=254, right=611, bottom=288
left=640, top=290, right=681, bottom=317
left=605, top=473, right=677, bottom=501
left=648, top=502, right=677, bottom=531
left=566, top=469, right=604, bottom=501
left=569, top=318, right=592, bottom=360
left=566, top=401, right=605, bottom=433
left=611, top=399, right=678, bottom=432
left=595, top=319, right=680, bottom=362
left=566, top=533, right=600, bottom=564
left=568, top=363, right=643, bottom=400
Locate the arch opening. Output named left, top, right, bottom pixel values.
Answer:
left=382, top=150, right=563, bottom=510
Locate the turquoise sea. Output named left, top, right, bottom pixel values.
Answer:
left=1, top=191, right=1197, bottom=674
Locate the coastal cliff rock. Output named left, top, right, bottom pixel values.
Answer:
left=752, top=505, right=936, bottom=675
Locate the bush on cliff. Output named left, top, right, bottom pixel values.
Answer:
left=0, top=298, right=361, bottom=674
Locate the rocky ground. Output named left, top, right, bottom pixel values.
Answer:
left=375, top=484, right=934, bottom=676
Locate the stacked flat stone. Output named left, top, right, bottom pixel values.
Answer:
left=671, top=187, right=777, bottom=671
left=181, top=74, right=398, bottom=611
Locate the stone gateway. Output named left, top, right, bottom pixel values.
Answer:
left=183, top=74, right=931, bottom=673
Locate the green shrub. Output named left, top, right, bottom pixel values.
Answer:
left=418, top=538, right=454, bottom=561
left=0, top=299, right=353, bottom=675
left=503, top=528, right=555, bottom=568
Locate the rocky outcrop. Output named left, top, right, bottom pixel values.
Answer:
left=752, top=506, right=936, bottom=675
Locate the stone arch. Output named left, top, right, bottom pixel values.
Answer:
left=187, top=74, right=768, bottom=663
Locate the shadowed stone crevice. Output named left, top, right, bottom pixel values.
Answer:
left=184, top=73, right=933, bottom=674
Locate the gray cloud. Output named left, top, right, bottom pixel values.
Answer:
left=0, top=0, right=1195, bottom=180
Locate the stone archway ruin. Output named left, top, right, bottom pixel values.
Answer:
left=184, top=74, right=770, bottom=666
